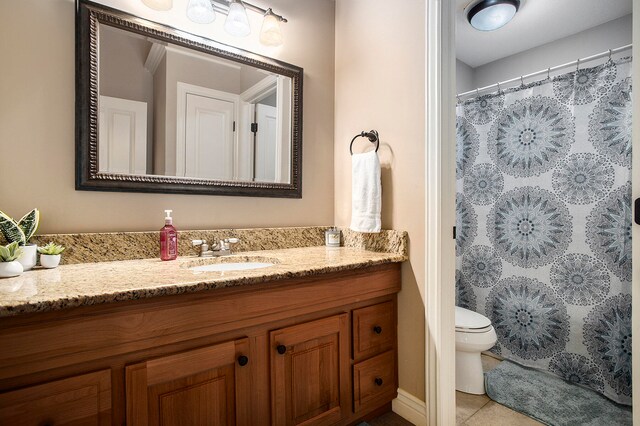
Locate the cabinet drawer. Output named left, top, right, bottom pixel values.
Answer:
left=353, top=301, right=395, bottom=360
left=0, top=369, right=112, bottom=425
left=353, top=350, right=396, bottom=413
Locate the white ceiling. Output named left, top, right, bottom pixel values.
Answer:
left=456, top=0, right=632, bottom=67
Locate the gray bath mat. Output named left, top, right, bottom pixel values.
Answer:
left=485, top=360, right=631, bottom=426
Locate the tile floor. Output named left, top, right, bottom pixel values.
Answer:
left=455, top=354, right=543, bottom=426
left=368, top=411, right=415, bottom=426
left=368, top=354, right=544, bottom=426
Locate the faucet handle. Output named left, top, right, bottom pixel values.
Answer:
left=224, top=238, right=240, bottom=253
left=192, top=239, right=209, bottom=255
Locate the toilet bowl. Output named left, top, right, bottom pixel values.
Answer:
left=455, top=306, right=497, bottom=394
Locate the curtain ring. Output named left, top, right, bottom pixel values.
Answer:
left=608, top=49, right=613, bottom=61
left=497, top=82, right=501, bottom=93
left=547, top=67, right=551, bottom=80
left=476, top=88, right=480, bottom=98
left=457, top=95, right=461, bottom=103
left=576, top=58, right=580, bottom=71
left=520, top=75, right=524, bottom=86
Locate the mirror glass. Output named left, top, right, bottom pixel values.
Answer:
left=98, top=24, right=292, bottom=184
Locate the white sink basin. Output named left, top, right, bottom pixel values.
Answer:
left=189, top=262, right=274, bottom=272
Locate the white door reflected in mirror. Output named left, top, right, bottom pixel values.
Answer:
left=98, top=96, right=148, bottom=175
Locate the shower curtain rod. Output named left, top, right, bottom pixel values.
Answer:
left=457, top=43, right=632, bottom=100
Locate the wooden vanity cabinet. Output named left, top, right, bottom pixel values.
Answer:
left=126, top=338, right=252, bottom=426
left=270, top=314, right=350, bottom=425
left=0, top=369, right=112, bottom=425
left=0, top=263, right=400, bottom=426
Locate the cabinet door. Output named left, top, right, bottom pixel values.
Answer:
left=270, top=314, right=350, bottom=426
left=126, top=338, right=251, bottom=426
left=0, top=369, right=111, bottom=425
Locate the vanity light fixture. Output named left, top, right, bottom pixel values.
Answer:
left=186, top=0, right=216, bottom=24
left=143, top=0, right=287, bottom=45
left=467, top=0, right=520, bottom=31
left=224, top=0, right=251, bottom=37
left=259, top=9, right=283, bottom=46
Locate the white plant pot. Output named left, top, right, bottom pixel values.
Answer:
left=0, top=261, right=23, bottom=278
left=17, top=244, right=38, bottom=271
left=40, top=254, right=61, bottom=269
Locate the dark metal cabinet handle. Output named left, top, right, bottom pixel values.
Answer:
left=276, top=344, right=287, bottom=355
left=237, top=355, right=249, bottom=366
left=635, top=198, right=640, bottom=225
left=374, top=377, right=383, bottom=386
left=373, top=325, right=383, bottom=334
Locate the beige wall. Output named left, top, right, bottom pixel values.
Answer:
left=0, top=0, right=335, bottom=233
left=335, top=0, right=426, bottom=401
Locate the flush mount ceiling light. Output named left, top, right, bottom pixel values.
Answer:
left=142, top=0, right=287, bottom=46
left=467, top=0, right=520, bottom=31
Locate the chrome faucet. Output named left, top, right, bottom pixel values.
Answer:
left=192, top=238, right=240, bottom=257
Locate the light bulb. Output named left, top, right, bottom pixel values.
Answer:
left=141, top=0, right=173, bottom=11
left=224, top=0, right=251, bottom=37
left=259, top=9, right=283, bottom=46
left=187, top=0, right=215, bottom=24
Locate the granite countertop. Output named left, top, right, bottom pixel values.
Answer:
left=0, top=246, right=406, bottom=318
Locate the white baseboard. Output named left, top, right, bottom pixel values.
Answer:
left=392, top=388, right=427, bottom=426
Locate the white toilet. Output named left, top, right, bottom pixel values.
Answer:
left=455, top=306, right=497, bottom=394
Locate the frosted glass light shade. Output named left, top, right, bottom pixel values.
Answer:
left=187, top=0, right=215, bottom=24
left=468, top=1, right=518, bottom=31
left=259, top=11, right=283, bottom=46
left=224, top=1, right=251, bottom=37
left=141, top=0, right=173, bottom=11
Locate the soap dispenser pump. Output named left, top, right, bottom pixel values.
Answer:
left=160, top=209, right=178, bottom=261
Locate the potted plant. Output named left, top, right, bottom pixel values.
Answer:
left=0, top=208, right=39, bottom=271
left=38, top=242, right=65, bottom=269
left=0, top=242, right=24, bottom=278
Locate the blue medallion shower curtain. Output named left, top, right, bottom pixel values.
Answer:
left=455, top=57, right=633, bottom=405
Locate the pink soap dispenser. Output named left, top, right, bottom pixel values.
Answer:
left=160, top=209, right=178, bottom=261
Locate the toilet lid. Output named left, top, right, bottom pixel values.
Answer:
left=455, top=306, right=491, bottom=330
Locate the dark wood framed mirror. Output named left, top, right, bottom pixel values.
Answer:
left=76, top=0, right=303, bottom=197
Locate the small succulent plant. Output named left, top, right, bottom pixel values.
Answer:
left=0, top=242, right=23, bottom=262
left=0, top=208, right=40, bottom=246
left=37, top=242, right=66, bottom=256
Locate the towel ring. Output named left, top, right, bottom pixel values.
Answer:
left=350, top=130, right=380, bottom=155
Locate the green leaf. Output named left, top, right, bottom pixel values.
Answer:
left=37, top=241, right=65, bottom=255
left=1, top=242, right=23, bottom=262
left=0, top=245, right=9, bottom=261
left=17, top=208, right=39, bottom=243
left=0, top=211, right=26, bottom=245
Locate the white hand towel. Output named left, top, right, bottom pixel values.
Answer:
left=350, top=150, right=381, bottom=233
